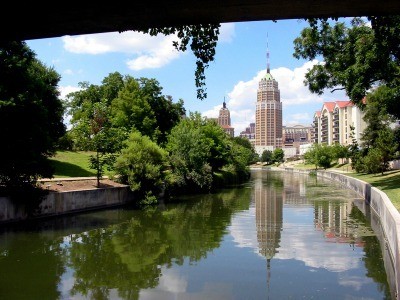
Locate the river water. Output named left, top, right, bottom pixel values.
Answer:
left=0, top=169, right=394, bottom=299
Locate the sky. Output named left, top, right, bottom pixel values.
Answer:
left=26, top=18, right=348, bottom=135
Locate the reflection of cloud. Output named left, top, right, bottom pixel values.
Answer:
left=158, top=268, right=188, bottom=293
left=140, top=267, right=233, bottom=300
left=228, top=207, right=266, bottom=258
left=139, top=268, right=187, bottom=299
left=338, top=275, right=370, bottom=291
left=276, top=218, right=360, bottom=272
left=229, top=205, right=361, bottom=272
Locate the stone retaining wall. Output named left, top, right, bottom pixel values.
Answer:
left=285, top=167, right=400, bottom=299
left=0, top=186, right=134, bottom=224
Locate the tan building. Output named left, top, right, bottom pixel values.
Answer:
left=312, top=100, right=366, bottom=146
left=282, top=124, right=312, bottom=154
left=255, top=61, right=282, bottom=154
left=217, top=99, right=234, bottom=137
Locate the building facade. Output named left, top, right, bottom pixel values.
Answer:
left=282, top=124, right=312, bottom=154
left=240, top=122, right=256, bottom=145
left=217, top=99, right=234, bottom=137
left=254, top=61, right=282, bottom=154
left=312, top=100, right=366, bottom=146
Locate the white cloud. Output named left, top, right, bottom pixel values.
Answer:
left=62, top=31, right=182, bottom=70
left=62, top=25, right=237, bottom=72
left=63, top=69, right=73, bottom=75
left=59, top=85, right=81, bottom=99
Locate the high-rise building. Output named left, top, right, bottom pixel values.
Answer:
left=217, top=98, right=234, bottom=137
left=312, top=100, right=366, bottom=146
left=255, top=46, right=282, bottom=155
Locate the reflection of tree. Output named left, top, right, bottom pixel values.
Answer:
left=67, top=187, right=251, bottom=299
left=348, top=207, right=392, bottom=299
left=0, top=234, right=65, bottom=299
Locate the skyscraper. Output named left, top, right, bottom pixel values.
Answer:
left=255, top=43, right=282, bottom=153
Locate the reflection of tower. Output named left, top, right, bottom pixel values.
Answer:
left=254, top=172, right=283, bottom=259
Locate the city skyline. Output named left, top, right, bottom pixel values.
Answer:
left=26, top=19, right=348, bottom=135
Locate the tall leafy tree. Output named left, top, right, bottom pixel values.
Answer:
left=114, top=131, right=167, bottom=206
left=0, top=41, right=65, bottom=190
left=166, top=112, right=213, bottom=192
left=293, top=16, right=400, bottom=118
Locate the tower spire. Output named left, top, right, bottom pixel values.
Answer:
left=223, top=96, right=226, bottom=108
left=267, top=32, right=270, bottom=74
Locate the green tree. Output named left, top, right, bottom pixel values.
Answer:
left=165, top=112, right=213, bottom=192
left=304, top=144, right=333, bottom=170
left=361, top=86, right=396, bottom=150
left=272, top=148, right=285, bottom=164
left=232, top=136, right=258, bottom=163
left=88, top=100, right=124, bottom=187
left=0, top=41, right=65, bottom=190
left=67, top=74, right=185, bottom=148
left=114, top=131, right=167, bottom=206
left=362, top=127, right=398, bottom=174
left=331, top=143, right=349, bottom=164
left=261, top=150, right=273, bottom=164
left=293, top=16, right=400, bottom=118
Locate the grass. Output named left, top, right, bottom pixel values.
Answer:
left=345, top=170, right=400, bottom=210
left=48, top=150, right=113, bottom=178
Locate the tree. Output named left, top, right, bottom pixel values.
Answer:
left=137, top=24, right=220, bottom=100
left=114, top=131, right=167, bottom=206
left=233, top=136, right=258, bottom=163
left=67, top=74, right=185, bottom=148
left=165, top=112, right=213, bottom=192
left=261, top=150, right=273, bottom=164
left=88, top=100, right=125, bottom=187
left=0, top=41, right=65, bottom=190
left=293, top=16, right=400, bottom=118
left=272, top=148, right=285, bottom=164
left=304, top=144, right=334, bottom=170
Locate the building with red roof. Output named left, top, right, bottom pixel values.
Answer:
left=312, top=100, right=366, bottom=145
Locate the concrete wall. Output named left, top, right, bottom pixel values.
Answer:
left=285, top=168, right=400, bottom=299
left=0, top=186, right=134, bottom=224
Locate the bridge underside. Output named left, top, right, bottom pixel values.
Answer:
left=3, top=0, right=400, bottom=42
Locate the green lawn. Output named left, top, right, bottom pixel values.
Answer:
left=48, top=151, right=112, bottom=178
left=345, top=170, right=400, bottom=211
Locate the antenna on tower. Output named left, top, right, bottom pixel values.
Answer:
left=267, top=32, right=270, bottom=74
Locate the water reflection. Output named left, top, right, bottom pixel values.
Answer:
left=0, top=170, right=393, bottom=299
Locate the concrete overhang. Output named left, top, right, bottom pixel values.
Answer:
left=2, top=0, right=400, bottom=42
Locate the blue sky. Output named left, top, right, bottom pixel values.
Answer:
left=26, top=19, right=347, bottom=135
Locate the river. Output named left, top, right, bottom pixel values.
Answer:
left=0, top=169, right=394, bottom=299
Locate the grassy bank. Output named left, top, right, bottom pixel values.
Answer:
left=49, top=151, right=112, bottom=178
left=345, top=170, right=400, bottom=210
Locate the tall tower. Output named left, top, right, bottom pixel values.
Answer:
left=255, top=38, right=282, bottom=149
left=217, top=97, right=235, bottom=137
left=218, top=97, right=231, bottom=126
